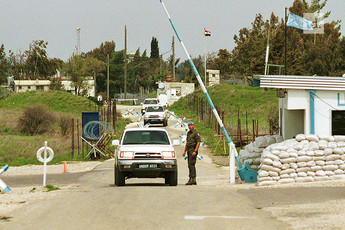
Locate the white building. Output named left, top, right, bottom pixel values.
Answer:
left=207, top=69, right=220, bottom=86
left=254, top=75, right=345, bottom=139
left=60, top=76, right=95, bottom=97
left=157, top=82, right=194, bottom=105
left=13, top=80, right=50, bottom=93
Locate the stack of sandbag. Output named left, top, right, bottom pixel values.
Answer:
left=258, top=134, right=345, bottom=186
left=239, top=135, right=283, bottom=168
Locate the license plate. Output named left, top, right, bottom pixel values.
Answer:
left=139, top=164, right=157, bottom=169
left=150, top=119, right=158, bottom=122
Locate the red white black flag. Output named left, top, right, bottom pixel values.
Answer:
left=204, top=29, right=211, bottom=36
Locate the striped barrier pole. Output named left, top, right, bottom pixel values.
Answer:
left=159, top=0, right=239, bottom=183
left=0, top=165, right=11, bottom=192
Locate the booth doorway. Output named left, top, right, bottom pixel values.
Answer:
left=283, top=109, right=305, bottom=139
left=332, top=111, right=345, bottom=135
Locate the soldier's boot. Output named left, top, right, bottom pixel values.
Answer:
left=185, top=178, right=193, bottom=185
left=191, top=177, right=197, bottom=185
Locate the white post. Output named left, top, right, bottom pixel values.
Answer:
left=229, top=142, right=236, bottom=183
left=43, top=141, right=47, bottom=186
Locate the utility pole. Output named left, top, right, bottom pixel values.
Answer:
left=76, top=28, right=81, bottom=55
left=124, top=25, right=127, bottom=100
left=172, top=36, right=175, bottom=80
left=107, top=54, right=109, bottom=101
left=285, top=7, right=288, bottom=76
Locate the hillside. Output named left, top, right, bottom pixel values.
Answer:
left=168, top=84, right=279, bottom=155
left=0, top=91, right=126, bottom=166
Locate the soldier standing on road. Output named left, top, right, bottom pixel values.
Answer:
left=183, top=121, right=201, bottom=185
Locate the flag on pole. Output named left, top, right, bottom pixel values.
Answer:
left=287, top=12, right=313, bottom=31
left=204, top=29, right=211, bottom=36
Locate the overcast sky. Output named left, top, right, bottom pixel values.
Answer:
left=1, top=0, right=344, bottom=62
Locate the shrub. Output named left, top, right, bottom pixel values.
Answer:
left=58, top=114, right=70, bottom=136
left=17, top=105, right=55, bottom=135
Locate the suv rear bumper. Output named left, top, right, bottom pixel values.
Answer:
left=117, top=159, right=177, bottom=172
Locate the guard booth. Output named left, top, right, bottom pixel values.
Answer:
left=253, top=75, right=345, bottom=140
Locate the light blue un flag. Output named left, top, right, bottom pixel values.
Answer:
left=287, top=12, right=313, bottom=31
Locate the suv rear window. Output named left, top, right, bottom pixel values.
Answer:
left=144, top=100, right=158, bottom=104
left=123, top=131, right=170, bottom=145
left=146, top=106, right=164, bottom=112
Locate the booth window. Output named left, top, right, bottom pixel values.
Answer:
left=332, top=111, right=345, bottom=135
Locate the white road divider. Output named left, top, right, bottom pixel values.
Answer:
left=37, top=141, right=54, bottom=187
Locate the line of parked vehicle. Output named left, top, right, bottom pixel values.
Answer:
left=112, top=98, right=180, bottom=186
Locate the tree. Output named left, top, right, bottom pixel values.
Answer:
left=25, top=40, right=55, bottom=79
left=0, top=44, right=9, bottom=84
left=150, top=37, right=160, bottom=59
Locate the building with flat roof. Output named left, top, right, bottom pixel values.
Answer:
left=254, top=75, right=345, bottom=139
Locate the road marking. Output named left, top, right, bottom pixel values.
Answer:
left=184, top=216, right=256, bottom=220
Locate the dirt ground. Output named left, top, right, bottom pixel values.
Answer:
left=2, top=159, right=345, bottom=229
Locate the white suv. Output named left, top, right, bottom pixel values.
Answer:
left=141, top=98, right=159, bottom=114
left=112, top=128, right=180, bottom=186
left=144, top=105, right=168, bottom=126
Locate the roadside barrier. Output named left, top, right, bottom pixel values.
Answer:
left=0, top=164, right=10, bottom=192
left=258, top=134, right=345, bottom=186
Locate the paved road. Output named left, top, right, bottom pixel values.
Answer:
left=2, top=105, right=344, bottom=229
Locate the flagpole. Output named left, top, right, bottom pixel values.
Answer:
left=204, top=28, right=207, bottom=85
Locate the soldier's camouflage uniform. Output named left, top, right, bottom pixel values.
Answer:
left=186, top=128, right=201, bottom=179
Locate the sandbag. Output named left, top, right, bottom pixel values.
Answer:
left=268, top=171, right=279, bottom=177
left=315, top=170, right=326, bottom=176
left=334, top=136, right=345, bottom=142
left=278, top=178, right=295, bottom=184
left=331, top=175, right=345, bottom=180
left=318, top=140, right=328, bottom=150
left=325, top=171, right=335, bottom=176
left=315, top=161, right=325, bottom=166
left=324, top=148, right=333, bottom=155
left=295, top=134, right=306, bottom=142
left=318, top=135, right=335, bottom=142
left=311, top=166, right=323, bottom=171
left=280, top=157, right=296, bottom=164
left=314, top=150, right=324, bottom=156
left=334, top=160, right=344, bottom=165
left=258, top=170, right=269, bottom=177
left=262, top=158, right=273, bottom=165
left=258, top=176, right=273, bottom=182
left=328, top=142, right=337, bottom=149
left=334, top=169, right=344, bottom=174
left=297, top=156, right=313, bottom=162
left=295, top=176, right=314, bottom=182
left=306, top=135, right=319, bottom=142
left=297, top=162, right=307, bottom=167
left=265, top=153, right=280, bottom=161
left=290, top=173, right=298, bottom=178
left=296, top=167, right=310, bottom=172
left=281, top=164, right=290, bottom=170
left=307, top=171, right=315, bottom=177
left=272, top=160, right=282, bottom=168
left=279, top=151, right=290, bottom=159
left=289, top=163, right=298, bottom=169
left=337, top=142, right=345, bottom=148
left=325, top=155, right=340, bottom=161
left=260, top=164, right=281, bottom=173
left=280, top=168, right=296, bottom=175
left=333, top=148, right=344, bottom=155
left=297, top=172, right=307, bottom=177
left=258, top=181, right=277, bottom=186
left=314, top=176, right=330, bottom=181
left=322, top=165, right=338, bottom=171
left=306, top=161, right=316, bottom=167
